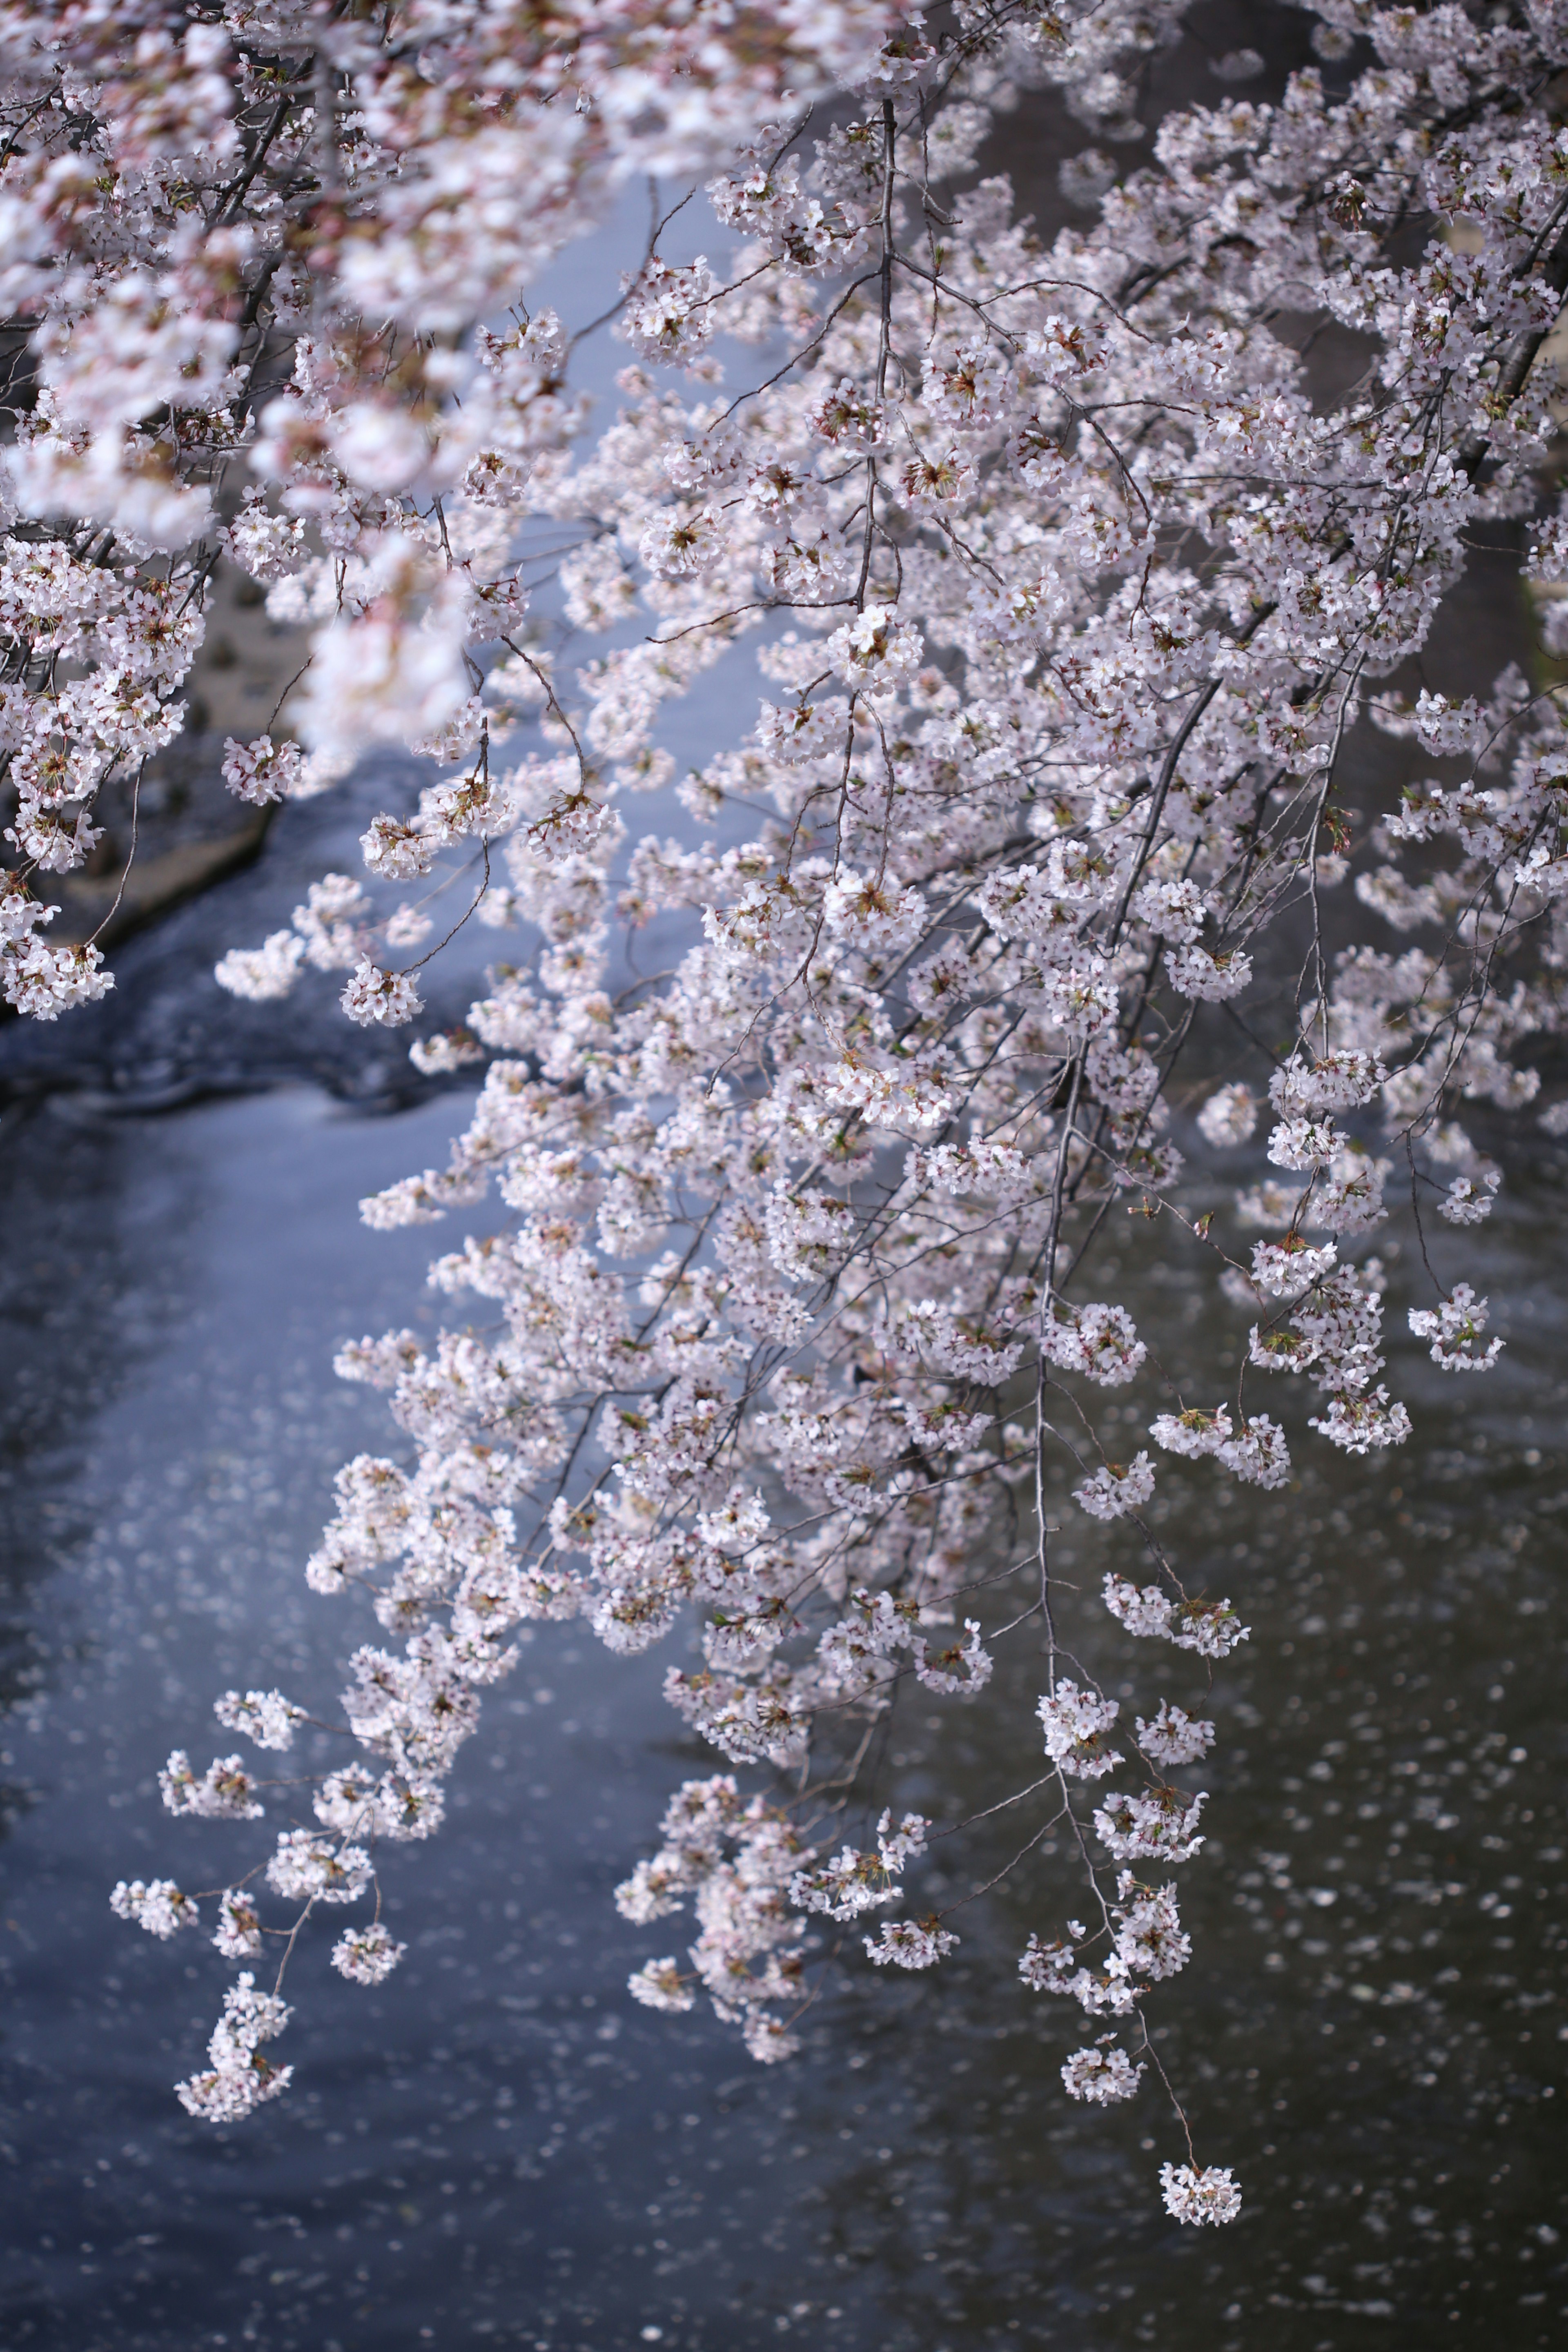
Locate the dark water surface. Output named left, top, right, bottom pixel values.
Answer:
left=0, top=1073, right=1565, bottom=2352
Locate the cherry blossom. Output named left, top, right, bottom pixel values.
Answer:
left=175, top=1974, right=293, bottom=2124
left=1073, top=1452, right=1156, bottom=1522
left=1037, top=1680, right=1123, bottom=1781
left=213, top=1688, right=302, bottom=1752
left=212, top=1890, right=265, bottom=1961
left=110, top=1878, right=199, bottom=1938
left=1159, top=2163, right=1243, bottom=2227
left=1408, top=1283, right=1504, bottom=1371
left=864, top=1919, right=959, bottom=1969
left=1061, top=2045, right=1144, bottom=2104
left=69, top=0, right=1568, bottom=2226
left=331, top=1924, right=407, bottom=1984
left=1136, top=1704, right=1214, bottom=1770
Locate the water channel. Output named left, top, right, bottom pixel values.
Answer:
left=2, top=933, right=1565, bottom=2351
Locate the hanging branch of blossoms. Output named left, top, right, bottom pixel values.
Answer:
left=0, top=0, right=908, bottom=1011
left=52, top=0, right=1568, bottom=2224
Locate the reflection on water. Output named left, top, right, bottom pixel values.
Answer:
left=0, top=1081, right=1564, bottom=2352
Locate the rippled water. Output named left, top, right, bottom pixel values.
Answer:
left=0, top=1067, right=1564, bottom=2352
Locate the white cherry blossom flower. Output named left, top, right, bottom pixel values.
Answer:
left=214, top=1690, right=302, bottom=1752
left=342, top=960, right=424, bottom=1028
left=212, top=1890, right=265, bottom=1959
left=158, top=1751, right=265, bottom=1822
left=75, top=3, right=1568, bottom=2220
left=1094, top=1788, right=1208, bottom=1864
left=628, top=1958, right=697, bottom=2013
left=1073, top=1451, right=1156, bottom=1520
left=1159, top=2163, right=1241, bottom=2226
left=332, top=1924, right=408, bottom=1984
left=1136, top=1704, right=1214, bottom=1768
left=864, top=1919, right=958, bottom=1969
left=823, top=602, right=922, bottom=691
left=1062, top=2045, right=1144, bottom=2103
left=1038, top=1680, right=1123, bottom=1780
left=1438, top=1171, right=1500, bottom=1224
left=176, top=1975, right=292, bottom=2123
left=111, top=1879, right=199, bottom=1938
left=1408, top=1284, right=1503, bottom=1371
left=266, top=1831, right=374, bottom=1906
left=1196, top=1083, right=1257, bottom=1147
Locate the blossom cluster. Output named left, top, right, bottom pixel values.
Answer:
left=78, top=0, right=1568, bottom=2225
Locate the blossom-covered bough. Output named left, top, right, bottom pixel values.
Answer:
left=13, top=0, right=1564, bottom=2223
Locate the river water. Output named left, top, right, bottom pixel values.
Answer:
left=1, top=1033, right=1564, bottom=2352
left=3, top=19, right=1568, bottom=2343
left=1, top=701, right=1565, bottom=2352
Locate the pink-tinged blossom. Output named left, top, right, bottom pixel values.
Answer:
left=361, top=816, right=437, bottom=882
left=1165, top=945, right=1252, bottom=1000
left=214, top=932, right=306, bottom=1003
left=1168, top=1599, right=1249, bottom=1660
left=294, top=608, right=470, bottom=764
left=1251, top=1239, right=1337, bottom=1300
left=1102, top=1575, right=1175, bottom=1640
left=1309, top=1386, right=1413, bottom=1455
left=628, top=1958, right=697, bottom=2013
left=618, top=257, right=719, bottom=368
left=409, top=1028, right=486, bottom=1075
left=1073, top=1451, right=1156, bottom=1521
left=914, top=1620, right=992, bottom=1697
left=1136, top=1704, right=1214, bottom=1768
left=212, top=1890, right=265, bottom=1960
left=1041, top=1300, right=1147, bottom=1386
left=266, top=1831, right=374, bottom=1906
left=176, top=1975, right=292, bottom=2123
left=1159, top=2163, right=1242, bottom=2227
left=111, top=1878, right=199, bottom=1938
left=808, top=377, right=889, bottom=448
left=1196, top=1083, right=1257, bottom=1146
left=342, top=960, right=424, bottom=1028
left=1269, top=1052, right=1387, bottom=1118
left=1103, top=1570, right=1245, bottom=1658
left=1438, top=1171, right=1500, bottom=1224
left=222, top=491, right=307, bottom=582
left=3, top=939, right=113, bottom=1019
left=332, top=1924, right=407, bottom=1984
left=214, top=1689, right=301, bottom=1751
left=1094, top=1788, right=1208, bottom=1864
left=1408, top=1284, right=1503, bottom=1371
left=1114, top=1874, right=1191, bottom=1980
left=1038, top=958, right=1120, bottom=1042
left=1131, top=876, right=1207, bottom=941
left=1038, top=1680, right=1123, bottom=1780
left=876, top=1810, right=930, bottom=1873
left=1019, top=1935, right=1078, bottom=1995
left=1215, top=1413, right=1291, bottom=1489
left=742, top=2012, right=801, bottom=2064
left=823, top=603, right=922, bottom=693
left=1267, top=1118, right=1341, bottom=1170
left=864, top=1919, right=958, bottom=1969
left=221, top=735, right=304, bottom=806
left=78, top=0, right=1568, bottom=2221
left=158, top=1751, right=265, bottom=1821
left=1149, top=1405, right=1232, bottom=1459
left=1062, top=2045, right=1144, bottom=2103
left=1310, top=1149, right=1391, bottom=1238
left=791, top=1845, right=904, bottom=1921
